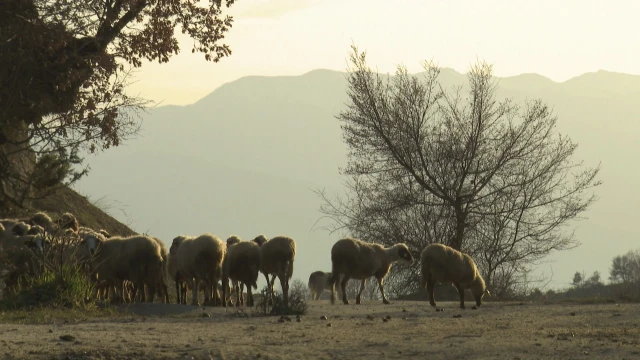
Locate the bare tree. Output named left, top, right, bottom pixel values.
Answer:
left=315, top=45, right=601, bottom=295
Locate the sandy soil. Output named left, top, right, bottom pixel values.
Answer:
left=1, top=300, right=639, bottom=360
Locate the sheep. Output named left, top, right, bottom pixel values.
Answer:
left=308, top=271, right=343, bottom=300
left=420, top=243, right=489, bottom=309
left=133, top=237, right=169, bottom=303
left=222, top=236, right=261, bottom=307
left=0, top=231, right=47, bottom=291
left=171, top=233, right=226, bottom=306
left=0, top=219, right=31, bottom=237
left=330, top=237, right=414, bottom=305
left=80, top=232, right=164, bottom=303
left=223, top=235, right=248, bottom=305
left=254, top=235, right=296, bottom=307
left=56, top=212, right=79, bottom=234
left=25, top=212, right=57, bottom=235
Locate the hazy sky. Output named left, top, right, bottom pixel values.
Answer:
left=127, top=0, right=640, bottom=106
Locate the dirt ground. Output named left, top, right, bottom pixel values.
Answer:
left=1, top=300, right=639, bottom=360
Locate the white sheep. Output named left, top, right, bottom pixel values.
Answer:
left=80, top=232, right=164, bottom=303
left=222, top=236, right=261, bottom=307
left=330, top=237, right=414, bottom=305
left=171, top=233, right=226, bottom=306
left=254, top=235, right=296, bottom=307
left=420, top=243, right=489, bottom=309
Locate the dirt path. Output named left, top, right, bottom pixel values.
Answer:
left=1, top=301, right=639, bottom=359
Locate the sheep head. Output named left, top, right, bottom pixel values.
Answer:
left=79, top=231, right=105, bottom=255
left=471, top=276, right=488, bottom=307
left=24, top=234, right=46, bottom=255
left=11, top=222, right=30, bottom=236
left=226, top=235, right=242, bottom=248
left=57, top=212, right=79, bottom=233
left=29, top=212, right=53, bottom=229
left=170, top=235, right=189, bottom=255
left=252, top=234, right=268, bottom=247
left=27, top=225, right=44, bottom=236
left=391, top=243, right=414, bottom=264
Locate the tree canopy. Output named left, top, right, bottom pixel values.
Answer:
left=316, top=46, right=601, bottom=296
left=0, top=0, right=236, bottom=211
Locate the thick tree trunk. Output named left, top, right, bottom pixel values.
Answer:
left=0, top=119, right=36, bottom=211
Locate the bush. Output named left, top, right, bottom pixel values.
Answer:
left=0, top=232, right=96, bottom=310
left=253, top=286, right=308, bottom=316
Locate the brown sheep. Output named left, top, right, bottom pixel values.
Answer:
left=222, top=237, right=261, bottom=307
left=420, top=243, right=489, bottom=309
left=330, top=237, right=414, bottom=305
left=172, top=233, right=226, bottom=306
left=255, top=235, right=296, bottom=307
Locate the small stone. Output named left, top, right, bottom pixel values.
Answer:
left=436, top=308, right=444, bottom=312
left=471, top=306, right=478, bottom=310
left=385, top=315, right=391, bottom=320
left=320, top=315, right=328, bottom=320
left=383, top=318, right=389, bottom=322
left=48, top=329, right=53, bottom=333
left=402, top=308, right=407, bottom=312
left=59, top=335, right=75, bottom=342
left=201, top=312, right=210, bottom=318
left=297, top=318, right=301, bottom=322
left=326, top=323, right=332, bottom=327
left=569, top=312, right=576, bottom=316
left=277, top=318, right=285, bottom=323
left=453, top=314, right=462, bottom=318
left=367, top=315, right=375, bottom=320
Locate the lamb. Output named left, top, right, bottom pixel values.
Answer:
left=171, top=233, right=226, bottom=306
left=80, top=232, right=164, bottom=303
left=308, top=271, right=342, bottom=300
left=420, top=243, right=489, bottom=309
left=222, top=236, right=261, bottom=307
left=254, top=235, right=296, bottom=307
left=330, top=237, right=414, bottom=305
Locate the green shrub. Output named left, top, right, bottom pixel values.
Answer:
left=253, top=286, right=308, bottom=316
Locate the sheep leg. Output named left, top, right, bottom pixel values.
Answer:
left=455, top=283, right=465, bottom=309
left=355, top=279, right=366, bottom=305
left=175, top=278, right=181, bottom=304
left=340, top=276, right=350, bottom=305
left=247, top=283, right=254, bottom=306
left=269, top=274, right=277, bottom=305
left=262, top=272, right=272, bottom=305
left=191, top=278, right=199, bottom=306
left=240, top=283, right=245, bottom=306
left=427, top=279, right=437, bottom=307
left=376, top=277, right=390, bottom=304
left=279, top=275, right=289, bottom=308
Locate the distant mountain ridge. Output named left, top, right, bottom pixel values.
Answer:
left=73, top=67, right=640, bottom=290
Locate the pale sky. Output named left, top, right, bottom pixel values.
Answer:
left=126, top=0, right=640, bottom=106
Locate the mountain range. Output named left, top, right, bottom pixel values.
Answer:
left=73, top=68, right=640, bottom=290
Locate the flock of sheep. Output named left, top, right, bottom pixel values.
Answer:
left=0, top=211, right=490, bottom=309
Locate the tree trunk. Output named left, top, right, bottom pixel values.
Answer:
left=450, top=201, right=467, bottom=250
left=0, top=119, right=36, bottom=211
